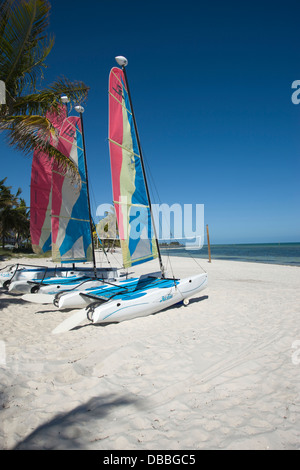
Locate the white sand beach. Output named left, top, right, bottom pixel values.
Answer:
left=0, top=252, right=299, bottom=450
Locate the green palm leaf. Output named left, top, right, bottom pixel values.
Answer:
left=0, top=0, right=90, bottom=177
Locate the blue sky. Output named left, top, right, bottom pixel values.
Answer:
left=1, top=0, right=300, bottom=244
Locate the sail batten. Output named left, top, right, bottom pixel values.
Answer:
left=108, top=91, right=133, bottom=116
left=108, top=138, right=139, bottom=157
left=108, top=66, right=158, bottom=269
left=113, top=200, right=150, bottom=209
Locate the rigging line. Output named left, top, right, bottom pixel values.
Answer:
left=93, top=228, right=123, bottom=269
left=102, top=249, right=123, bottom=270
left=88, top=175, right=97, bottom=217
left=86, top=176, right=112, bottom=266
left=139, top=145, right=177, bottom=278
left=141, top=146, right=207, bottom=274
left=89, top=154, right=120, bottom=265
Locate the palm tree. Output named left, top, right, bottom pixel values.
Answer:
left=0, top=178, right=30, bottom=248
left=14, top=197, right=30, bottom=247
left=0, top=178, right=22, bottom=247
left=0, top=0, right=89, bottom=174
left=0, top=177, right=13, bottom=211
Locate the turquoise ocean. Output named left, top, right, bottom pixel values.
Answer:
left=160, top=243, right=300, bottom=267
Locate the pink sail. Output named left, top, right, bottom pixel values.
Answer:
left=108, top=67, right=157, bottom=268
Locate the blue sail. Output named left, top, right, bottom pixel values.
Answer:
left=51, top=116, right=93, bottom=263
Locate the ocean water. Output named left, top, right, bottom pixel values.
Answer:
left=160, top=243, right=300, bottom=267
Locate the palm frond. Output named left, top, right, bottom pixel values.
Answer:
left=0, top=1, right=90, bottom=179
left=0, top=0, right=53, bottom=94
left=0, top=113, right=80, bottom=182
left=0, top=1, right=14, bottom=38
left=47, top=77, right=90, bottom=107
left=11, top=78, right=89, bottom=115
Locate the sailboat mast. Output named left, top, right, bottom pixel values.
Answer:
left=75, top=106, right=97, bottom=278
left=119, top=58, right=165, bottom=278
left=61, top=96, right=76, bottom=270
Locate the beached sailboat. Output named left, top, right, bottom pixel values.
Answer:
left=52, top=57, right=207, bottom=333
left=1, top=107, right=70, bottom=288
left=7, top=106, right=120, bottom=293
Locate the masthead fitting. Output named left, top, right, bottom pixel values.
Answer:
left=115, top=56, right=128, bottom=67
left=61, top=95, right=69, bottom=104
left=75, top=105, right=84, bottom=113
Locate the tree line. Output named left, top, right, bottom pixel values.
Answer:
left=0, top=177, right=30, bottom=249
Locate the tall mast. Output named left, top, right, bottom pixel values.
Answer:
left=115, top=56, right=165, bottom=278
left=61, top=95, right=75, bottom=270
left=75, top=105, right=97, bottom=278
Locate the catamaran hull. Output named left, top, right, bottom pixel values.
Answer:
left=52, top=273, right=207, bottom=334
left=56, top=276, right=141, bottom=310
left=7, top=267, right=120, bottom=294
left=0, top=265, right=71, bottom=288
left=9, top=273, right=90, bottom=294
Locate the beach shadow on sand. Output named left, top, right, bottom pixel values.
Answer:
left=13, top=393, right=141, bottom=450
left=0, top=290, right=25, bottom=308
left=186, top=294, right=209, bottom=305
left=165, top=294, right=209, bottom=310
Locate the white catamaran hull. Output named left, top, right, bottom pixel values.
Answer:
left=0, top=264, right=73, bottom=288
left=91, top=273, right=207, bottom=324
left=52, top=273, right=207, bottom=334
left=21, top=278, right=127, bottom=305
left=10, top=274, right=89, bottom=295
left=21, top=273, right=161, bottom=306
left=8, top=267, right=120, bottom=294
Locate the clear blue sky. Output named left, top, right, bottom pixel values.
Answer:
left=1, top=0, right=300, bottom=244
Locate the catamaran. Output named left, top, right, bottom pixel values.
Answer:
left=0, top=107, right=76, bottom=289
left=6, top=105, right=120, bottom=294
left=51, top=56, right=207, bottom=334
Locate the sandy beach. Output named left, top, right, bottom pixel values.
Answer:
left=0, top=252, right=299, bottom=450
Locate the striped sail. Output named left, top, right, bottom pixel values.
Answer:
left=30, top=107, right=66, bottom=254
left=51, top=116, right=93, bottom=263
left=108, top=67, right=157, bottom=268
